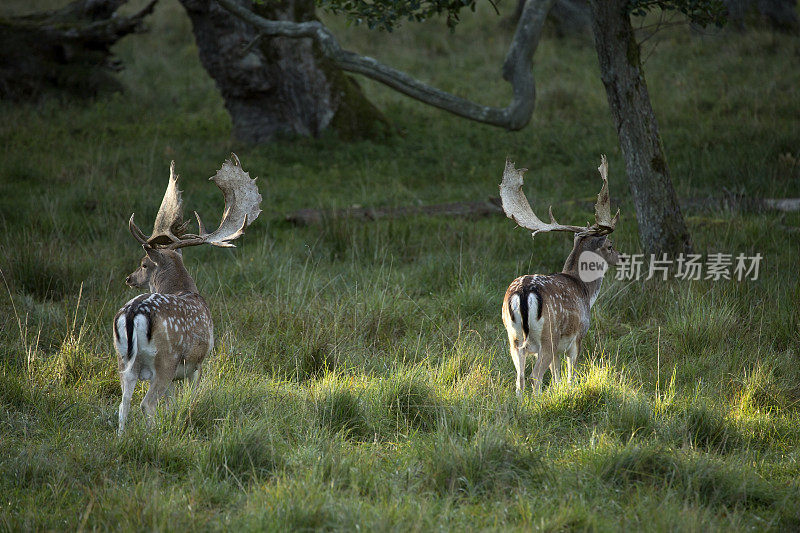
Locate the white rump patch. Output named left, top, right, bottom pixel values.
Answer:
left=113, top=315, right=128, bottom=356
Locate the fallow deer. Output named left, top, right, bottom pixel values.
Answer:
left=113, top=154, right=262, bottom=434
left=500, top=155, right=621, bottom=396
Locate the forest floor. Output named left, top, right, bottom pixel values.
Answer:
left=1, top=0, right=799, bottom=530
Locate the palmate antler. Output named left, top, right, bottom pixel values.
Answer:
left=499, top=155, right=619, bottom=238
left=129, top=161, right=191, bottom=246
left=128, top=153, right=262, bottom=250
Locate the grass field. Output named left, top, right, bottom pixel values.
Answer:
left=1, top=0, right=799, bottom=530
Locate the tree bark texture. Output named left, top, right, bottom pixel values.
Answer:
left=0, top=0, right=156, bottom=100
left=178, top=0, right=388, bottom=143
left=588, top=0, right=693, bottom=256
left=508, top=0, right=591, bottom=36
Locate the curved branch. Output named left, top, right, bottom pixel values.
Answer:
left=215, top=0, right=555, bottom=130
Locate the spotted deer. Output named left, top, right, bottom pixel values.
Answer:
left=500, top=155, right=621, bottom=396
left=113, top=154, right=262, bottom=434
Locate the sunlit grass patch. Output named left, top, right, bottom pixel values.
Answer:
left=436, top=331, right=497, bottom=392
left=733, top=410, right=800, bottom=453
left=0, top=370, right=96, bottom=435
left=436, top=402, right=483, bottom=440
left=533, top=362, right=631, bottom=425
left=733, top=360, right=800, bottom=415
left=42, top=335, right=114, bottom=390
left=382, top=373, right=441, bottom=432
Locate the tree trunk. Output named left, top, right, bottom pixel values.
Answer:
left=178, top=0, right=388, bottom=143
left=588, top=0, right=693, bottom=256
left=506, top=0, right=591, bottom=36
left=0, top=0, right=156, bottom=100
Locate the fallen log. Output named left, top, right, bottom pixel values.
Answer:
left=679, top=196, right=800, bottom=213
left=285, top=196, right=800, bottom=226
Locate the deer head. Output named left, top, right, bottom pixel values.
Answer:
left=125, top=154, right=262, bottom=293
left=499, top=154, right=621, bottom=269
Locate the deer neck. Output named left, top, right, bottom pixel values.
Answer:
left=562, top=241, right=605, bottom=309
left=149, top=259, right=199, bottom=294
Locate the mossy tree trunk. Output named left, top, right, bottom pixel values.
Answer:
left=588, top=0, right=693, bottom=256
left=178, top=0, right=388, bottom=143
left=0, top=0, right=156, bottom=100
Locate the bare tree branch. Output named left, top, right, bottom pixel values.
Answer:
left=215, top=0, right=556, bottom=130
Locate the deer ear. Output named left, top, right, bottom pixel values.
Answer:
left=143, top=244, right=161, bottom=264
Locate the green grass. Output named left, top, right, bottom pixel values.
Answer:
left=1, top=0, right=799, bottom=529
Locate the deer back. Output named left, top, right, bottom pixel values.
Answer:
left=503, top=273, right=590, bottom=351
left=113, top=292, right=213, bottom=374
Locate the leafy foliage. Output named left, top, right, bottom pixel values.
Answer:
left=628, top=0, right=728, bottom=27
left=315, top=0, right=490, bottom=31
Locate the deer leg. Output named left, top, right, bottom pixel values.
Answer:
left=532, top=317, right=557, bottom=394
left=162, top=381, right=177, bottom=408
left=509, top=337, right=526, bottom=397
left=566, top=339, right=580, bottom=384
left=549, top=352, right=562, bottom=385
left=140, top=370, right=173, bottom=423
left=530, top=345, right=553, bottom=395
left=190, top=365, right=203, bottom=395
left=118, top=371, right=138, bottom=435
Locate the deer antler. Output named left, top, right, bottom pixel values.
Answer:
left=167, top=153, right=263, bottom=250
left=128, top=155, right=262, bottom=250
left=499, top=155, right=619, bottom=238
left=499, top=159, right=587, bottom=236
left=592, top=155, right=620, bottom=235
left=129, top=161, right=191, bottom=246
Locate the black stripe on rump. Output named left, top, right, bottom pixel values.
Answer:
left=533, top=287, right=543, bottom=321
left=113, top=308, right=124, bottom=344
left=124, top=294, right=152, bottom=358
left=518, top=277, right=543, bottom=338
left=519, top=285, right=529, bottom=337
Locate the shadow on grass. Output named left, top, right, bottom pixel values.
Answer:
left=595, top=445, right=784, bottom=511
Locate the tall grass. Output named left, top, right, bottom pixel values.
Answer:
left=0, top=0, right=798, bottom=529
